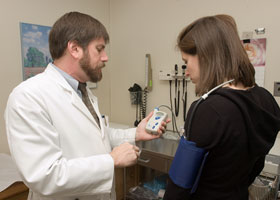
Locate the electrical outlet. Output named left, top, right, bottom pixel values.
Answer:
left=242, top=31, right=253, bottom=39
left=274, top=82, right=280, bottom=97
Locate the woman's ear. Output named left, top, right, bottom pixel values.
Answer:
left=67, top=41, right=83, bottom=59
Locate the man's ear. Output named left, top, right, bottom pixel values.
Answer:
left=67, top=41, right=83, bottom=59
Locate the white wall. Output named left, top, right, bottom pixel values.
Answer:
left=0, top=0, right=111, bottom=153
left=109, top=0, right=280, bottom=133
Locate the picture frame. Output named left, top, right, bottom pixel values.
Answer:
left=20, top=22, right=52, bottom=80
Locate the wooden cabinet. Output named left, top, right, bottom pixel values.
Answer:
left=0, top=182, right=29, bottom=200
left=115, top=138, right=179, bottom=200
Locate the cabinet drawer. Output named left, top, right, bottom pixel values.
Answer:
left=138, top=151, right=171, bottom=173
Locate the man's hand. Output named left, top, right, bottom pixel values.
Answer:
left=110, top=142, right=140, bottom=168
left=135, top=111, right=171, bottom=141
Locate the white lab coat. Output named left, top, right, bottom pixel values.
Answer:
left=5, top=64, right=136, bottom=200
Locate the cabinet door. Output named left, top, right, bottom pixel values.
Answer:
left=115, top=166, right=139, bottom=200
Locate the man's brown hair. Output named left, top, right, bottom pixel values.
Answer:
left=49, top=12, right=109, bottom=60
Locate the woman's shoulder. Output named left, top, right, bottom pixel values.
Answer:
left=197, top=93, right=240, bottom=116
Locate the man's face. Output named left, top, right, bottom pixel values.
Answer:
left=79, top=38, right=108, bottom=82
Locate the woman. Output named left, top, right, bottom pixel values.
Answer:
left=164, top=14, right=280, bottom=200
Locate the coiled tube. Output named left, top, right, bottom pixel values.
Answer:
left=140, top=88, right=148, bottom=120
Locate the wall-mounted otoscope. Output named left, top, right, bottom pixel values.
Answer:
left=158, top=65, right=189, bottom=125
left=182, top=65, right=187, bottom=121
left=174, top=64, right=180, bottom=117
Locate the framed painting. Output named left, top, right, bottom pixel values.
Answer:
left=20, top=22, right=52, bottom=80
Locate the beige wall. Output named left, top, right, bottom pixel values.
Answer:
left=0, top=0, right=111, bottom=153
left=109, top=0, right=280, bottom=132
left=1, top=0, right=280, bottom=154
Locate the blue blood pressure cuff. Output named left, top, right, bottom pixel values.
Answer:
left=169, top=136, right=208, bottom=193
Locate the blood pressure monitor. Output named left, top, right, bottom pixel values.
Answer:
left=145, top=110, right=168, bottom=135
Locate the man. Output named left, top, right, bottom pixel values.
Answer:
left=5, top=12, right=167, bottom=200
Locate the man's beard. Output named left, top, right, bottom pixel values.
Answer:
left=79, top=51, right=105, bottom=83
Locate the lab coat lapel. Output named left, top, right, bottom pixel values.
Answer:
left=46, top=64, right=101, bottom=130
left=87, top=88, right=105, bottom=137
left=71, top=92, right=101, bottom=128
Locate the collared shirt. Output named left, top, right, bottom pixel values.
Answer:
left=51, top=63, right=82, bottom=98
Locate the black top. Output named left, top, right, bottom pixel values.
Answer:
left=164, top=85, right=280, bottom=200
